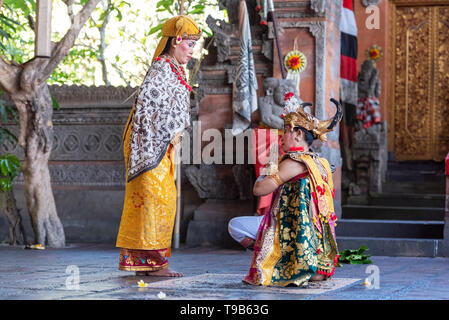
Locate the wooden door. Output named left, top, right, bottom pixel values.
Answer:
left=391, top=2, right=449, bottom=161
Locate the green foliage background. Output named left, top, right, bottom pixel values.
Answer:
left=0, top=0, right=226, bottom=87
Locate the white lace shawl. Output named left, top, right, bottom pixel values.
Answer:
left=127, top=59, right=190, bottom=182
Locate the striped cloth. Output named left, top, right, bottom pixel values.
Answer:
left=340, top=0, right=358, bottom=125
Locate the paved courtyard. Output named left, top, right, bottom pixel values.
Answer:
left=1, top=243, right=449, bottom=300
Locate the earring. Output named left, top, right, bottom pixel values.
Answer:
left=175, top=36, right=182, bottom=44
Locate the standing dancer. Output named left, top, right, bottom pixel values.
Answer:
left=116, top=16, right=201, bottom=277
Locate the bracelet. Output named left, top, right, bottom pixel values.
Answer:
left=268, top=173, right=283, bottom=187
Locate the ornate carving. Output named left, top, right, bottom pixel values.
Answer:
left=434, top=6, right=449, bottom=161
left=13, top=163, right=126, bottom=186
left=206, top=15, right=237, bottom=63
left=1, top=125, right=125, bottom=161
left=393, top=6, right=432, bottom=160
left=49, top=85, right=136, bottom=107
left=185, top=164, right=240, bottom=200
left=310, top=0, right=326, bottom=16
left=258, top=77, right=299, bottom=130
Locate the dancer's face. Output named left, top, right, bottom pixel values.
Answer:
left=171, top=39, right=197, bottom=65
left=281, top=126, right=303, bottom=152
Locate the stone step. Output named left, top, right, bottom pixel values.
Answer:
left=382, top=181, right=445, bottom=194
left=342, top=204, right=444, bottom=221
left=337, top=219, right=444, bottom=239
left=369, top=193, right=445, bottom=208
left=336, top=236, right=444, bottom=257
left=387, top=161, right=444, bottom=172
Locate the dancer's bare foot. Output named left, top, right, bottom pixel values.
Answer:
left=310, top=273, right=325, bottom=281
left=146, top=268, right=184, bottom=277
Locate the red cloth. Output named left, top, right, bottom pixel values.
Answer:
left=252, top=126, right=284, bottom=215
left=445, top=153, right=449, bottom=176
left=340, top=55, right=357, bottom=82
left=343, top=0, right=353, bottom=10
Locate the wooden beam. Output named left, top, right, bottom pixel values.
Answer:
left=35, top=0, right=52, bottom=58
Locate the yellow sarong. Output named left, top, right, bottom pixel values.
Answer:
left=116, top=109, right=176, bottom=270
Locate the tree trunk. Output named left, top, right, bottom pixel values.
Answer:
left=11, top=84, right=65, bottom=247
left=1, top=187, right=28, bottom=245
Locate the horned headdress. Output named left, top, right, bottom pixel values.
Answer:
left=282, top=92, right=343, bottom=142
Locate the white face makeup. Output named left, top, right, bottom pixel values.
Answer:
left=171, top=39, right=197, bottom=65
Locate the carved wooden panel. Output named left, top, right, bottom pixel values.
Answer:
left=392, top=3, right=449, bottom=161
left=434, top=6, right=449, bottom=161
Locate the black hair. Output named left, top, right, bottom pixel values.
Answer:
left=161, top=37, right=174, bottom=55
left=293, top=126, right=314, bottom=146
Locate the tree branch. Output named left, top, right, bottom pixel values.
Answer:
left=0, top=56, right=20, bottom=95
left=39, top=0, right=101, bottom=81
left=63, top=0, right=75, bottom=24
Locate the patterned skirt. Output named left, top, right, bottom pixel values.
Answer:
left=243, top=177, right=339, bottom=287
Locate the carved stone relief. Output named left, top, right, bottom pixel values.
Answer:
left=185, top=164, right=240, bottom=200
left=1, top=125, right=126, bottom=161
left=259, top=77, right=299, bottom=130
left=206, top=15, right=238, bottom=63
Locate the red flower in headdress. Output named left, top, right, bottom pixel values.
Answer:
left=260, top=20, right=268, bottom=26
left=255, top=5, right=262, bottom=11
left=284, top=92, right=295, bottom=101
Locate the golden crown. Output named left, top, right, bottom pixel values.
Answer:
left=281, top=92, right=343, bottom=142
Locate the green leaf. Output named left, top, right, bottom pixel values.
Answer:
left=347, top=254, right=363, bottom=261
left=188, top=8, right=205, bottom=15
left=0, top=177, right=9, bottom=191
left=349, top=260, right=365, bottom=265
left=0, top=160, right=8, bottom=176
left=114, top=8, right=123, bottom=21
left=51, top=95, right=60, bottom=110
left=357, top=245, right=368, bottom=254
left=148, top=24, right=164, bottom=35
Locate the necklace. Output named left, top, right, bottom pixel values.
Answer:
left=156, top=54, right=192, bottom=92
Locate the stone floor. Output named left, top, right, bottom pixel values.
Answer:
left=1, top=243, right=449, bottom=300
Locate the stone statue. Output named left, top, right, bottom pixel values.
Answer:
left=356, top=59, right=383, bottom=134
left=358, top=60, right=381, bottom=100
left=349, top=59, right=387, bottom=200
left=258, top=78, right=300, bottom=130
left=206, top=15, right=237, bottom=63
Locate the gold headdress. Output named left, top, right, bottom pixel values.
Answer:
left=281, top=92, right=343, bottom=142
left=152, top=15, right=202, bottom=63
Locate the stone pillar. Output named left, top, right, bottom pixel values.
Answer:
left=270, top=0, right=343, bottom=217
left=35, top=0, right=52, bottom=58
